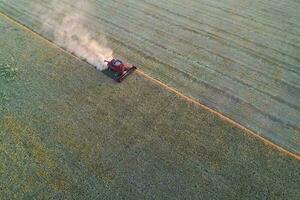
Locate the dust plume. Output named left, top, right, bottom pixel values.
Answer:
left=35, top=0, right=113, bottom=70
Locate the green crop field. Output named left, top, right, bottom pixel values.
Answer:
left=0, top=0, right=299, bottom=154
left=0, top=0, right=300, bottom=199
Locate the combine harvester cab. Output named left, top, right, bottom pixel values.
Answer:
left=103, top=59, right=137, bottom=82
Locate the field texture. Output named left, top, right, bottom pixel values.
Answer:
left=0, top=0, right=299, bottom=154
left=1, top=13, right=300, bottom=199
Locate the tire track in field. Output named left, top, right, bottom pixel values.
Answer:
left=102, top=0, right=300, bottom=74
left=209, top=0, right=300, bottom=28
left=139, top=2, right=300, bottom=62
left=118, top=0, right=298, bottom=86
left=103, top=1, right=300, bottom=105
left=184, top=0, right=300, bottom=36
left=138, top=0, right=300, bottom=65
left=146, top=0, right=300, bottom=47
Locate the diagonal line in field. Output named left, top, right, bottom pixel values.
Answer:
left=1, top=11, right=299, bottom=161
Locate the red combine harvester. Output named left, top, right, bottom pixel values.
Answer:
left=104, top=59, right=137, bottom=82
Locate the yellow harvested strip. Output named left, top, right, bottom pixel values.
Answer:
left=1, top=11, right=298, bottom=161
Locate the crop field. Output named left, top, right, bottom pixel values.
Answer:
left=0, top=0, right=299, bottom=155
left=0, top=0, right=300, bottom=199
left=1, top=12, right=300, bottom=199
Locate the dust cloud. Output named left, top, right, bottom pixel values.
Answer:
left=35, top=0, right=113, bottom=70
